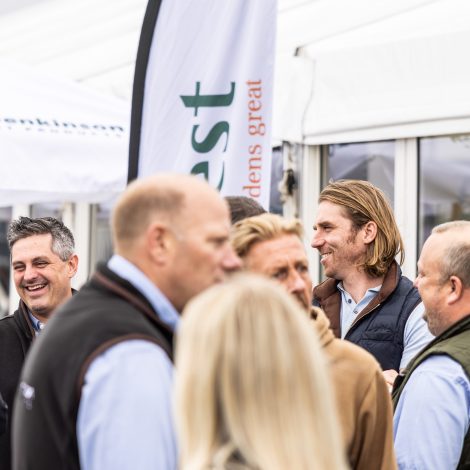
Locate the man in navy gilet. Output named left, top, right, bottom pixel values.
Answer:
left=312, top=180, right=433, bottom=381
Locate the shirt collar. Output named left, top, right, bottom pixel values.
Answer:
left=337, top=281, right=382, bottom=295
left=107, top=254, right=179, bottom=331
left=27, top=310, right=44, bottom=334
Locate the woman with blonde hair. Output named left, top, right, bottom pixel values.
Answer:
left=175, top=274, right=348, bottom=470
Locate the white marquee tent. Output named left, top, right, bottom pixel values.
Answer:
left=0, top=60, right=129, bottom=206
left=275, top=0, right=470, bottom=144
left=0, top=0, right=469, bottom=205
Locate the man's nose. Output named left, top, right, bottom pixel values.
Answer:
left=288, top=270, right=307, bottom=294
left=23, top=265, right=39, bottom=281
left=223, top=247, right=242, bottom=272
left=311, top=231, right=323, bottom=249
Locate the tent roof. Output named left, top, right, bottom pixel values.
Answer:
left=1, top=0, right=469, bottom=144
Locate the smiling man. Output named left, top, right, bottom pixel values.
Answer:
left=0, top=217, right=78, bottom=470
left=312, top=180, right=433, bottom=374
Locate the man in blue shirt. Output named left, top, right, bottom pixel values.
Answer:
left=393, top=220, right=470, bottom=469
left=12, top=174, right=241, bottom=470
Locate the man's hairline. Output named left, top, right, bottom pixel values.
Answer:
left=242, top=231, right=305, bottom=264
left=10, top=232, right=73, bottom=262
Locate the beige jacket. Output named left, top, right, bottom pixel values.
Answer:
left=313, top=308, right=397, bottom=470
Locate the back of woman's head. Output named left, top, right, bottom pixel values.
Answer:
left=175, top=274, right=347, bottom=470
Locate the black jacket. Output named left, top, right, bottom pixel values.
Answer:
left=13, top=264, right=174, bottom=470
left=0, top=301, right=36, bottom=470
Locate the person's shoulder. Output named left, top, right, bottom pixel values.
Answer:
left=416, top=353, right=466, bottom=376
left=313, top=277, right=338, bottom=300
left=0, top=312, right=18, bottom=331
left=0, top=311, right=26, bottom=356
left=397, top=272, right=420, bottom=295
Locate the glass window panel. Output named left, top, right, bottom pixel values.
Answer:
left=326, top=141, right=395, bottom=206
left=419, top=134, right=470, bottom=249
left=31, top=203, right=62, bottom=219
left=269, top=146, right=283, bottom=214
left=91, top=203, right=113, bottom=269
left=0, top=208, right=12, bottom=317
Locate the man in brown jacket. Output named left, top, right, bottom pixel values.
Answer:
left=231, top=213, right=397, bottom=470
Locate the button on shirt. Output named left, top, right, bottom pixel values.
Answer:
left=77, top=255, right=179, bottom=470
left=338, top=283, right=434, bottom=370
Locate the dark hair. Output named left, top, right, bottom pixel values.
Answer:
left=7, top=217, right=75, bottom=261
left=225, top=196, right=266, bottom=225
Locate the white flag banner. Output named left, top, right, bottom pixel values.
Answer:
left=129, top=0, right=277, bottom=208
left=0, top=60, right=129, bottom=206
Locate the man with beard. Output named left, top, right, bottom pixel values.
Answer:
left=13, top=174, right=241, bottom=470
left=0, top=217, right=78, bottom=470
left=393, top=221, right=470, bottom=469
left=231, top=213, right=397, bottom=470
left=312, top=180, right=433, bottom=377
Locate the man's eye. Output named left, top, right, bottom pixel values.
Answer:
left=13, top=266, right=24, bottom=271
left=298, top=265, right=308, bottom=273
left=272, top=271, right=287, bottom=280
left=35, top=262, right=48, bottom=267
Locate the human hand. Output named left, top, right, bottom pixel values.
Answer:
left=382, top=369, right=398, bottom=393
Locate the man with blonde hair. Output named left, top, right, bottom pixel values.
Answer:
left=232, top=213, right=397, bottom=470
left=312, top=179, right=433, bottom=374
left=393, top=220, right=470, bottom=469
left=13, top=174, right=241, bottom=470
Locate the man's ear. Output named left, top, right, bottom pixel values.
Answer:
left=146, top=222, right=173, bottom=264
left=362, top=221, right=378, bottom=244
left=67, top=254, right=79, bottom=278
left=448, top=275, right=463, bottom=304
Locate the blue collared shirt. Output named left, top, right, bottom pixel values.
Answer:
left=77, top=255, right=179, bottom=470
left=27, top=311, right=44, bottom=336
left=338, top=283, right=434, bottom=370
left=394, top=355, right=470, bottom=469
